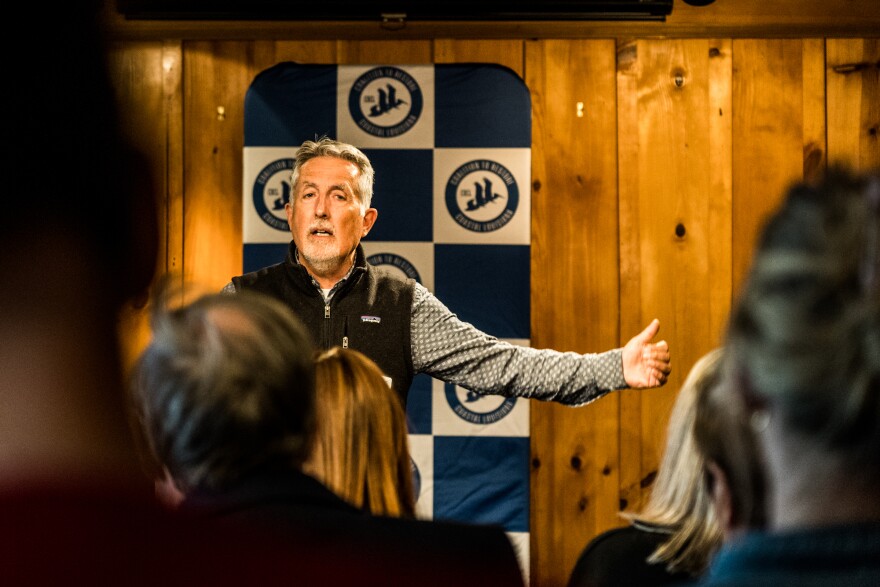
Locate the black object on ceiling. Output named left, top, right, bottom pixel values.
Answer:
left=116, top=0, right=675, bottom=22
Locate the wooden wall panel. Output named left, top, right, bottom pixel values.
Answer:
left=336, top=40, right=432, bottom=63
left=252, top=40, right=338, bottom=70
left=617, top=38, right=733, bottom=519
left=183, top=42, right=254, bottom=293
left=434, top=40, right=525, bottom=77
left=526, top=39, right=620, bottom=587
left=107, top=41, right=182, bottom=370
left=731, top=39, right=824, bottom=298
left=827, top=38, right=880, bottom=171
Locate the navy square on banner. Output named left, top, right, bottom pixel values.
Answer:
left=361, top=149, right=434, bottom=243
left=405, top=373, right=433, bottom=435
left=435, top=64, right=531, bottom=149
left=245, top=63, right=337, bottom=147
left=434, top=244, right=530, bottom=339
left=433, top=436, right=529, bottom=532
left=243, top=243, right=288, bottom=274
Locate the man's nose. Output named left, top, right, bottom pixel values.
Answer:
left=314, top=194, right=328, bottom=217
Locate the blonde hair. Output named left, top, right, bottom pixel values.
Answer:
left=626, top=348, right=725, bottom=576
left=305, top=347, right=415, bottom=517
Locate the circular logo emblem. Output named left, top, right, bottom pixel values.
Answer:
left=445, top=159, right=519, bottom=232
left=367, top=252, right=421, bottom=283
left=348, top=66, right=423, bottom=138
left=444, top=383, right=517, bottom=425
left=252, top=158, right=294, bottom=231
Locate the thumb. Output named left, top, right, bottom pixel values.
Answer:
left=636, top=319, right=660, bottom=343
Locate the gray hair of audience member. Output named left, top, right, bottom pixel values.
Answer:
left=726, top=166, right=880, bottom=477
left=626, top=348, right=725, bottom=576
left=132, top=289, right=316, bottom=492
left=694, top=353, right=767, bottom=534
left=289, top=137, right=375, bottom=210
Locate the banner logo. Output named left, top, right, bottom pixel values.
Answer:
left=348, top=66, right=423, bottom=138
left=445, top=159, right=519, bottom=232
left=367, top=252, right=422, bottom=283
left=444, top=383, right=517, bottom=425
left=252, top=158, right=294, bottom=231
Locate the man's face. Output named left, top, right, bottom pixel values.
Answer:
left=287, top=156, right=377, bottom=281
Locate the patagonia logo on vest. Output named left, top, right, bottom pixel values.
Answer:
left=361, top=315, right=381, bottom=324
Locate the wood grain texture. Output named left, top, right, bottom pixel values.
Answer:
left=183, top=42, right=253, bottom=293
left=617, top=39, right=733, bottom=522
left=731, top=40, right=815, bottom=299
left=106, top=41, right=181, bottom=371
left=337, top=40, right=432, bottom=64
left=434, top=39, right=525, bottom=77
left=526, top=39, right=620, bottom=587
left=827, top=38, right=880, bottom=171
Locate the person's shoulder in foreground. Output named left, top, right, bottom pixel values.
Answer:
left=569, top=524, right=698, bottom=587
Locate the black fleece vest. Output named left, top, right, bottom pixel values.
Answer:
left=232, top=243, right=415, bottom=406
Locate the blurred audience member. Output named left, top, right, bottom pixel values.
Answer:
left=1, top=3, right=299, bottom=585
left=696, top=168, right=880, bottom=586
left=132, top=288, right=526, bottom=587
left=568, top=349, right=725, bottom=587
left=306, top=346, right=416, bottom=517
left=693, top=356, right=767, bottom=545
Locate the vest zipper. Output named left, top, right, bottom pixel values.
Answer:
left=342, top=316, right=349, bottom=349
left=323, top=302, right=331, bottom=348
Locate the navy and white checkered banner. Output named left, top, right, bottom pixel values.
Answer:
left=243, top=63, right=531, bottom=577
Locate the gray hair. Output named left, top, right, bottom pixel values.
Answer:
left=727, top=167, right=880, bottom=470
left=290, top=137, right=375, bottom=210
left=131, top=288, right=316, bottom=491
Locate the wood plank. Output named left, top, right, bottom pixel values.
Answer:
left=161, top=41, right=185, bottom=307
left=106, top=41, right=177, bottom=371
left=707, top=39, right=733, bottom=345
left=433, top=40, right=525, bottom=77
left=802, top=39, right=827, bottom=183
left=616, top=38, right=731, bottom=522
left=731, top=40, right=808, bottom=299
left=183, top=42, right=254, bottom=294
left=337, top=40, right=432, bottom=64
left=827, top=38, right=880, bottom=171
left=615, top=36, right=645, bottom=524
left=526, top=39, right=619, bottom=587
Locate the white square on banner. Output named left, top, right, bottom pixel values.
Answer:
left=407, top=433, right=434, bottom=519
left=431, top=338, right=531, bottom=437
left=337, top=65, right=435, bottom=149
left=360, top=241, right=435, bottom=293
left=433, top=148, right=531, bottom=245
left=242, top=146, right=299, bottom=244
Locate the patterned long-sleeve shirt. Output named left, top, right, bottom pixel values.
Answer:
left=224, top=276, right=626, bottom=406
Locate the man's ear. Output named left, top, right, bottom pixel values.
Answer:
left=362, top=208, right=378, bottom=237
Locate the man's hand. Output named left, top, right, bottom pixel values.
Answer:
left=622, top=319, right=671, bottom=388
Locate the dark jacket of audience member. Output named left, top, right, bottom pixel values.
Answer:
left=694, top=168, right=880, bottom=587
left=568, top=349, right=725, bottom=587
left=132, top=288, right=526, bottom=587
